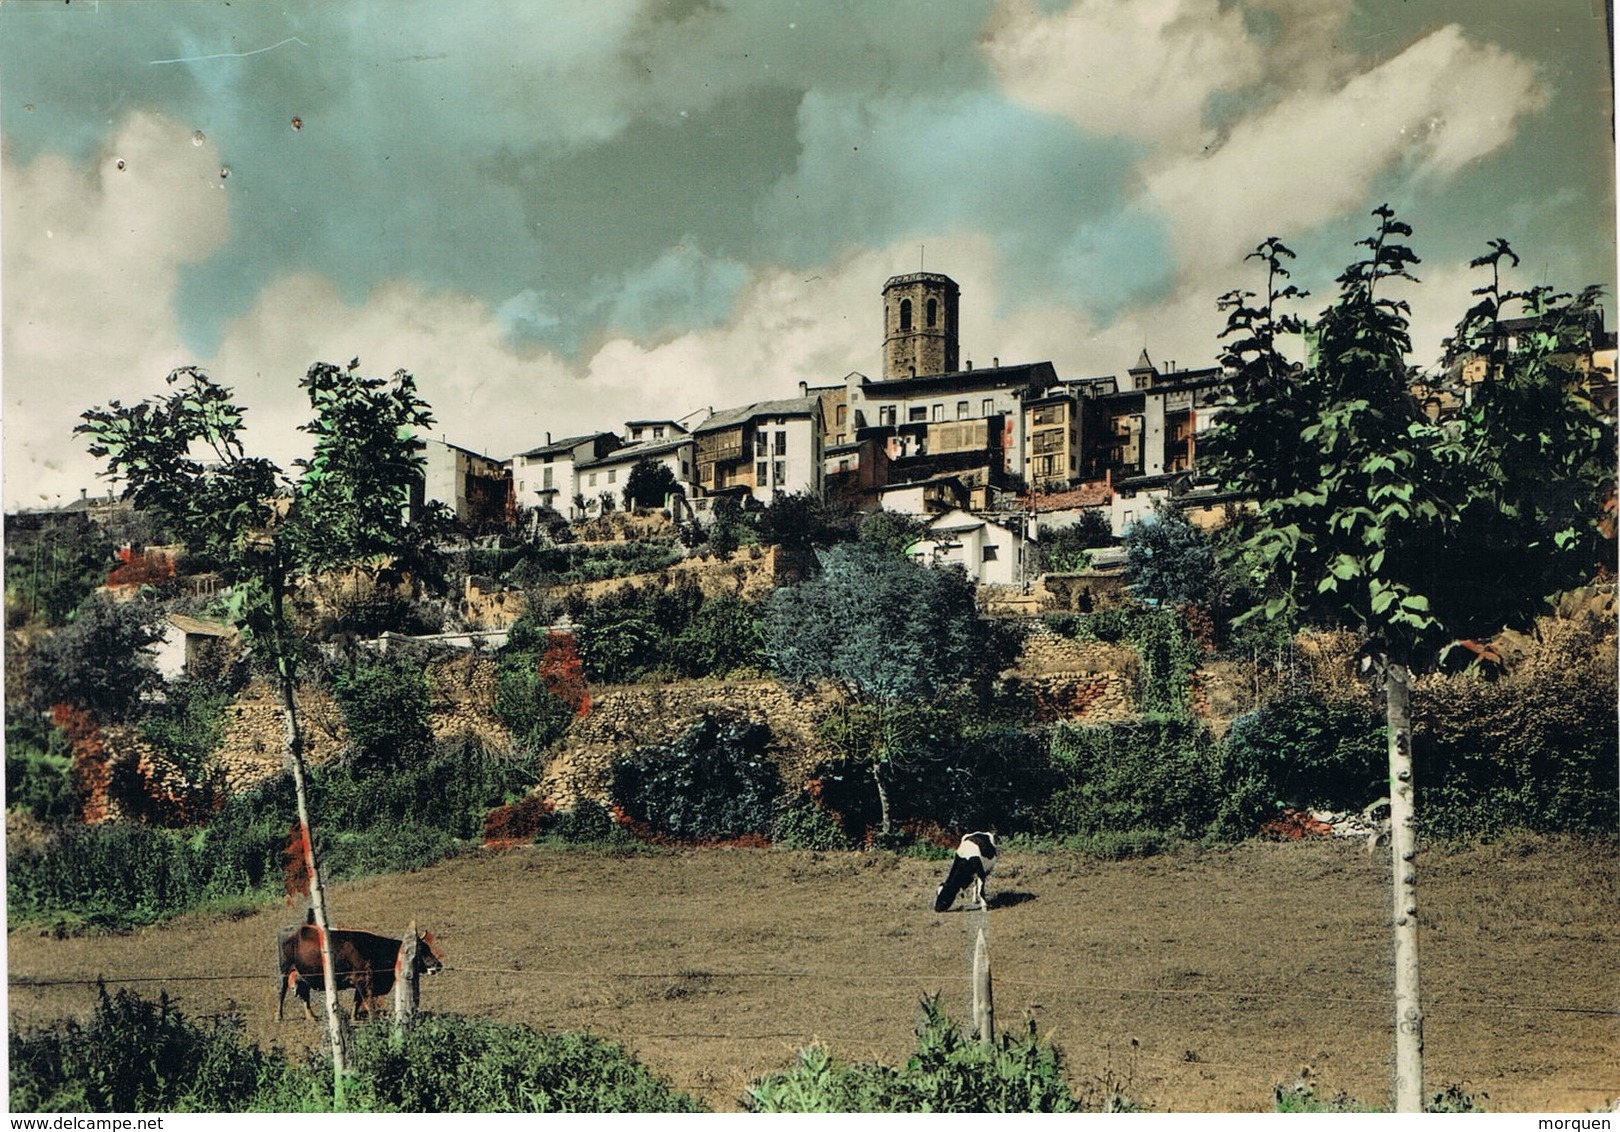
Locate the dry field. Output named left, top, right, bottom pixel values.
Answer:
left=7, top=835, right=1617, bottom=1113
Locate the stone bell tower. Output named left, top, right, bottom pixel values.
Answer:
left=882, top=272, right=959, bottom=380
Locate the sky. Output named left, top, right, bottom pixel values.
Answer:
left=2, top=0, right=1615, bottom=510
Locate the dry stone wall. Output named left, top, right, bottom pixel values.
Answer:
left=538, top=678, right=840, bottom=811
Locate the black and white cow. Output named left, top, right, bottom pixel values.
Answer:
left=934, top=831, right=998, bottom=912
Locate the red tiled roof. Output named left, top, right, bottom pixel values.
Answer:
left=1021, top=483, right=1111, bottom=511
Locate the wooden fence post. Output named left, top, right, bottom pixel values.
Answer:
left=972, top=926, right=994, bottom=1046
left=394, top=919, right=420, bottom=1034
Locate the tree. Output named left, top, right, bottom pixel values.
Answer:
left=622, top=458, right=679, bottom=511
left=79, top=361, right=435, bottom=1099
left=763, top=543, right=1017, bottom=833
left=1121, top=500, right=1214, bottom=607
left=1204, top=210, right=1614, bottom=1111
left=1033, top=510, right=1112, bottom=575
left=25, top=594, right=163, bottom=723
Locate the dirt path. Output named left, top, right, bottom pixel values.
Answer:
left=7, top=836, right=1617, bottom=1112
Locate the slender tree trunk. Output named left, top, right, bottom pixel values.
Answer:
left=1384, top=658, right=1424, bottom=1112
left=871, top=760, right=892, bottom=836
left=272, top=577, right=349, bottom=1102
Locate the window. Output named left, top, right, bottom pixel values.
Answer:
left=838, top=458, right=850, bottom=472
left=932, top=404, right=944, bottom=422
left=879, top=405, right=896, bottom=426
left=756, top=460, right=768, bottom=483
left=836, top=403, right=847, bottom=426
left=681, top=460, right=690, bottom=476
left=773, top=431, right=787, bottom=456
left=957, top=400, right=969, bottom=419
left=983, top=544, right=999, bottom=562
left=927, top=298, right=937, bottom=327
left=653, top=426, right=665, bottom=440
left=773, top=460, right=785, bottom=484
left=542, top=468, right=553, bottom=488
left=982, top=399, right=994, bottom=416
left=909, top=406, right=928, bottom=422
left=755, top=432, right=769, bottom=457
left=607, top=469, right=616, bottom=484
left=588, top=473, right=597, bottom=487
left=899, top=298, right=912, bottom=331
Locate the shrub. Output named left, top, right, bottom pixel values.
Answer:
left=493, top=661, right=574, bottom=754
left=1415, top=618, right=1617, bottom=837
left=329, top=656, right=433, bottom=770
left=770, top=796, right=854, bottom=851
left=610, top=715, right=783, bottom=841
left=342, top=1014, right=703, bottom=1112
left=5, top=711, right=76, bottom=823
left=746, top=996, right=1108, bottom=1113
left=25, top=595, right=164, bottom=723
left=1217, top=694, right=1385, bottom=835
left=541, top=802, right=633, bottom=846
left=1041, top=718, right=1222, bottom=839
left=8, top=986, right=296, bottom=1112
left=138, top=678, right=233, bottom=780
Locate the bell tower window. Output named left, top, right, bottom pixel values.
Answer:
left=927, top=298, right=937, bottom=328
left=899, top=299, right=912, bottom=331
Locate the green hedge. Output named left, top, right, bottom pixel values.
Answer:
left=10, top=989, right=701, bottom=1113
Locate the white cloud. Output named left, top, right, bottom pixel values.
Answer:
left=1143, top=25, right=1549, bottom=276
left=3, top=112, right=230, bottom=508
left=982, top=0, right=1266, bottom=149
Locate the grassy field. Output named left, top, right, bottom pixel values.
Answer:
left=7, top=834, right=1616, bottom=1112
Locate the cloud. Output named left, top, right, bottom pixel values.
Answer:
left=3, top=111, right=230, bottom=507
left=982, top=0, right=1267, bottom=149
left=1142, top=25, right=1548, bottom=276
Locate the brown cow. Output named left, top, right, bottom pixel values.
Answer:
left=276, top=910, right=444, bottom=1022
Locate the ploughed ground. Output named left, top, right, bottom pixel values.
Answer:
left=7, top=835, right=1616, bottom=1112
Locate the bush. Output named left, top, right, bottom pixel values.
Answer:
left=8, top=737, right=540, bottom=927
left=25, top=595, right=164, bottom=723
left=345, top=1014, right=703, bottom=1112
left=572, top=582, right=764, bottom=683
left=1041, top=718, right=1222, bottom=839
left=1217, top=694, right=1386, bottom=835
left=329, top=656, right=433, bottom=770
left=138, top=678, right=233, bottom=780
left=746, top=996, right=1111, bottom=1113
left=9, top=990, right=701, bottom=1113
left=9, top=986, right=297, bottom=1112
left=1414, top=618, right=1617, bottom=837
left=770, top=796, right=854, bottom=851
left=5, top=711, right=75, bottom=823
left=610, top=715, right=783, bottom=841
left=493, top=661, right=574, bottom=754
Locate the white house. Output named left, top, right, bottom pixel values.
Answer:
left=153, top=614, right=239, bottom=683
left=907, top=508, right=1027, bottom=588
left=509, top=432, right=621, bottom=517
left=693, top=396, right=824, bottom=506
left=575, top=435, right=697, bottom=514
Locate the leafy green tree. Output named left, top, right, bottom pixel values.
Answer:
left=763, top=543, right=1018, bottom=832
left=25, top=595, right=163, bottom=723
left=622, top=457, right=679, bottom=511
left=79, top=360, right=434, bottom=1094
left=1204, top=210, right=1614, bottom=1111
left=857, top=509, right=929, bottom=557
left=1033, top=510, right=1112, bottom=574
left=1122, top=499, right=1214, bottom=607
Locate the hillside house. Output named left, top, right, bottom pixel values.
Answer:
left=510, top=432, right=622, bottom=518
left=693, top=396, right=825, bottom=506
left=153, top=613, right=239, bottom=683
left=908, top=507, right=1027, bottom=587
left=415, top=439, right=512, bottom=530
left=576, top=434, right=697, bottom=514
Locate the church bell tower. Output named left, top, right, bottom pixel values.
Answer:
left=882, top=272, right=959, bottom=380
